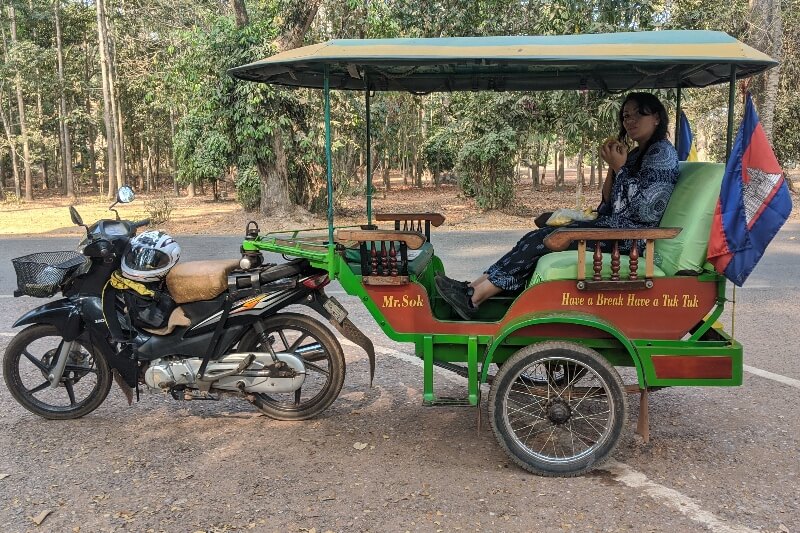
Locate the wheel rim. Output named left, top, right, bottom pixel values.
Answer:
left=502, top=356, right=615, bottom=465
left=11, top=334, right=103, bottom=412
left=243, top=324, right=333, bottom=412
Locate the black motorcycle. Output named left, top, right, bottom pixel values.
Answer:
left=3, top=187, right=373, bottom=420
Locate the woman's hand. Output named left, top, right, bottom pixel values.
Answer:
left=600, top=138, right=627, bottom=173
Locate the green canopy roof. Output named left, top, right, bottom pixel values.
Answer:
left=229, top=30, right=776, bottom=92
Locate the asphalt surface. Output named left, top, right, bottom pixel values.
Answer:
left=0, top=224, right=798, bottom=532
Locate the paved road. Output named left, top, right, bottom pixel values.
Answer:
left=0, top=224, right=798, bottom=531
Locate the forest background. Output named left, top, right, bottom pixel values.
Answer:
left=0, top=0, right=796, bottom=225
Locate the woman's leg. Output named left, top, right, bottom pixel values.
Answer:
left=471, top=278, right=502, bottom=305
left=469, top=274, right=489, bottom=287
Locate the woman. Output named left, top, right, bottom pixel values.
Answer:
left=436, top=92, right=680, bottom=320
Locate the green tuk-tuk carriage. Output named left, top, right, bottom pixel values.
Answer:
left=229, top=30, right=777, bottom=476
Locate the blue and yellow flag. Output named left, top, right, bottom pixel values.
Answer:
left=677, top=111, right=699, bottom=161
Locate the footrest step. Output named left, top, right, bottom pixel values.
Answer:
left=423, top=396, right=473, bottom=407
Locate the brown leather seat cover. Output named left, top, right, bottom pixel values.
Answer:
left=166, top=259, right=240, bottom=304
left=141, top=307, right=191, bottom=335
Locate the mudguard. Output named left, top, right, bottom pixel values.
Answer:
left=481, top=311, right=644, bottom=386
left=13, top=298, right=139, bottom=389
left=13, top=298, right=84, bottom=341
left=306, top=291, right=376, bottom=385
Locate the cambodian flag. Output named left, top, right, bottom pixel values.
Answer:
left=707, top=93, right=792, bottom=286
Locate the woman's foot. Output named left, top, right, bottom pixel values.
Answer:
left=434, top=276, right=478, bottom=320
left=435, top=274, right=469, bottom=291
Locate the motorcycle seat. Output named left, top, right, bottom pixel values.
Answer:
left=166, top=259, right=240, bottom=304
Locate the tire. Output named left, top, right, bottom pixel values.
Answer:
left=3, top=324, right=113, bottom=420
left=489, top=341, right=627, bottom=477
left=237, top=313, right=345, bottom=421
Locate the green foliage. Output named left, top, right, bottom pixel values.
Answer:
left=422, top=129, right=456, bottom=175
left=456, top=127, right=518, bottom=209
left=235, top=165, right=261, bottom=211
left=144, top=196, right=175, bottom=225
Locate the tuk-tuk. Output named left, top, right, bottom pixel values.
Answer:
left=229, top=30, right=777, bottom=476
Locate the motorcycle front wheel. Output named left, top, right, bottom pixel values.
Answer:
left=237, top=313, right=346, bottom=421
left=3, top=324, right=113, bottom=419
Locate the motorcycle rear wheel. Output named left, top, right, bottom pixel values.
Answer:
left=3, top=324, right=112, bottom=420
left=237, top=313, right=345, bottom=421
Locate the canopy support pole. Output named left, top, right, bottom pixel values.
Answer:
left=674, top=85, right=682, bottom=147
left=324, top=66, right=334, bottom=245
left=365, top=74, right=373, bottom=225
left=726, top=65, right=737, bottom=160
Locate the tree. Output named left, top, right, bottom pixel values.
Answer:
left=54, top=0, right=74, bottom=198
left=7, top=4, right=34, bottom=200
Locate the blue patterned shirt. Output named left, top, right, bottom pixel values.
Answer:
left=596, top=138, right=679, bottom=230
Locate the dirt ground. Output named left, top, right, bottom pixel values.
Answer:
left=1, top=173, right=800, bottom=533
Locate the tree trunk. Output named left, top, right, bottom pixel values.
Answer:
left=556, top=148, right=565, bottom=190
left=147, top=143, right=155, bottom=192
left=0, top=94, right=20, bottom=198
left=598, top=158, right=605, bottom=190
left=84, top=36, right=98, bottom=192
left=55, top=0, right=75, bottom=198
left=748, top=0, right=782, bottom=141
left=96, top=0, right=118, bottom=197
left=8, top=5, right=33, bottom=200
left=170, top=108, right=179, bottom=196
left=258, top=0, right=322, bottom=216
left=101, top=7, right=124, bottom=187
left=154, top=139, right=160, bottom=189
left=230, top=0, right=249, bottom=28
left=258, top=134, right=292, bottom=214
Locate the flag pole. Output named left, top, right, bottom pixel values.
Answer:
left=725, top=65, right=736, bottom=160
left=725, top=64, right=737, bottom=341
left=674, top=85, right=682, bottom=147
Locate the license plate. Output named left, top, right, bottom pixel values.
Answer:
left=323, top=296, right=348, bottom=324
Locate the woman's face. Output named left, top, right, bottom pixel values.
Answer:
left=621, top=100, right=660, bottom=144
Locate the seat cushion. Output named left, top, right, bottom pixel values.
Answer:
left=530, top=162, right=724, bottom=285
left=654, top=162, right=724, bottom=275
left=345, top=241, right=434, bottom=277
left=530, top=250, right=666, bottom=285
left=166, top=259, right=239, bottom=304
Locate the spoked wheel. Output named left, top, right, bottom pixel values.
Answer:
left=489, top=341, right=627, bottom=477
left=3, top=324, right=112, bottom=420
left=237, top=313, right=345, bottom=421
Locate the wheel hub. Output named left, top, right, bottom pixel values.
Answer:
left=546, top=399, right=571, bottom=424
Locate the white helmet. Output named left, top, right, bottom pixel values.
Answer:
left=121, top=230, right=181, bottom=283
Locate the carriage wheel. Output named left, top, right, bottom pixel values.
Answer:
left=489, top=341, right=627, bottom=477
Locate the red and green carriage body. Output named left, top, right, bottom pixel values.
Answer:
left=231, top=31, right=777, bottom=476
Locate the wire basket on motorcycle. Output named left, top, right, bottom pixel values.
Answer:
left=11, top=251, right=87, bottom=298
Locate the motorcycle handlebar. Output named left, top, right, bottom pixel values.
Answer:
left=132, top=219, right=150, bottom=229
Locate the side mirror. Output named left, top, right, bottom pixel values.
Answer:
left=69, top=206, right=84, bottom=226
left=117, top=186, right=135, bottom=204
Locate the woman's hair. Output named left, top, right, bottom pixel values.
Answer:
left=617, top=92, right=669, bottom=172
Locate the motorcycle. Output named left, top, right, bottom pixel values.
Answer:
left=3, top=187, right=373, bottom=420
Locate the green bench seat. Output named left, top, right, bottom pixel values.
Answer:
left=530, top=162, right=725, bottom=286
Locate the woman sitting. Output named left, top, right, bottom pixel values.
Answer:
left=436, top=92, right=680, bottom=320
